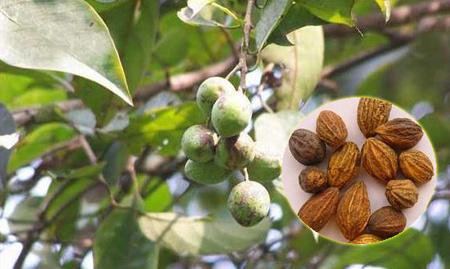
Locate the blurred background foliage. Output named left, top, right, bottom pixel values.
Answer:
left=0, top=0, right=449, bottom=268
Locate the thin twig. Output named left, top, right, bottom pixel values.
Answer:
left=239, top=0, right=255, bottom=91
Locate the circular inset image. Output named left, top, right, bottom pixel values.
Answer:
left=281, top=97, right=437, bottom=244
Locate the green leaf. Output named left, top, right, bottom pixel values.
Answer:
left=255, top=0, right=291, bottom=51
left=102, top=142, right=129, bottom=186
left=374, top=0, right=391, bottom=22
left=0, top=0, right=132, bottom=105
left=142, top=178, right=172, bottom=212
left=8, top=123, right=76, bottom=172
left=138, top=212, right=271, bottom=255
left=299, top=0, right=355, bottom=26
left=121, top=102, right=205, bottom=155
left=50, top=163, right=105, bottom=181
left=261, top=26, right=324, bottom=109
left=7, top=196, right=43, bottom=232
left=177, top=0, right=241, bottom=28
left=330, top=229, right=434, bottom=269
left=94, top=209, right=159, bottom=269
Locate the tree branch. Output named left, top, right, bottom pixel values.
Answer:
left=324, top=0, right=450, bottom=37
left=239, top=0, right=255, bottom=90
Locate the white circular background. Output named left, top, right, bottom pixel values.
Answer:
left=281, top=97, right=437, bottom=243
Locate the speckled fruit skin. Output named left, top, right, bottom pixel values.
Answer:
left=316, top=110, right=348, bottom=148
left=368, top=206, right=406, bottom=239
left=336, top=181, right=371, bottom=240
left=385, top=179, right=418, bottom=210
left=374, top=118, right=423, bottom=150
left=361, top=138, right=398, bottom=184
left=247, top=150, right=281, bottom=181
left=298, top=187, right=339, bottom=232
left=399, top=150, right=434, bottom=184
left=184, top=160, right=230, bottom=184
left=196, top=77, right=235, bottom=116
left=327, top=142, right=360, bottom=189
left=289, top=129, right=326, bottom=165
left=215, top=133, right=255, bottom=169
left=211, top=91, right=252, bottom=137
left=350, top=234, right=382, bottom=244
left=227, top=181, right=270, bottom=227
left=299, top=167, right=328, bottom=193
left=357, top=97, right=392, bottom=137
left=181, top=125, right=218, bottom=163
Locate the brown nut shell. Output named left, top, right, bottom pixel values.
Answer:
left=298, top=187, right=339, bottom=232
left=361, top=138, right=398, bottom=184
left=385, top=179, right=418, bottom=210
left=350, top=234, right=382, bottom=244
left=299, top=167, right=328, bottom=193
left=399, top=150, right=434, bottom=184
left=327, top=142, right=360, bottom=189
left=316, top=110, right=348, bottom=148
left=368, top=206, right=406, bottom=238
left=375, top=118, right=423, bottom=150
left=336, top=181, right=371, bottom=240
left=289, top=129, right=326, bottom=165
left=357, top=97, right=392, bottom=137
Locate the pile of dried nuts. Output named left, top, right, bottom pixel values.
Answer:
left=289, top=97, right=434, bottom=244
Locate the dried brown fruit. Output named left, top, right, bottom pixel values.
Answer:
left=350, top=234, right=382, bottom=244
left=298, top=187, right=339, bottom=232
left=361, top=138, right=398, bottom=184
left=375, top=118, right=423, bottom=150
left=299, top=167, right=328, bottom=193
left=336, top=181, right=371, bottom=240
left=316, top=110, right=348, bottom=148
left=368, top=206, right=406, bottom=238
left=386, top=179, right=418, bottom=210
left=327, top=142, right=360, bottom=189
left=399, top=150, right=434, bottom=184
left=289, top=129, right=326, bottom=165
left=357, top=97, right=392, bottom=137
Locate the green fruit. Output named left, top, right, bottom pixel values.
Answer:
left=215, top=133, right=255, bottom=169
left=181, top=125, right=217, bottom=163
left=247, top=150, right=281, bottom=181
left=211, top=91, right=252, bottom=137
left=184, top=160, right=230, bottom=184
left=227, top=181, right=270, bottom=227
left=196, top=77, right=235, bottom=116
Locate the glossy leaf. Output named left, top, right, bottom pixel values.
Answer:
left=375, top=0, right=392, bottom=21
left=8, top=123, right=76, bottom=172
left=94, top=209, right=159, bottom=269
left=0, top=0, right=132, bottom=105
left=121, top=102, right=205, bottom=155
left=261, top=27, right=324, bottom=109
left=299, top=0, right=355, bottom=26
left=138, top=212, right=271, bottom=255
left=255, top=0, right=291, bottom=51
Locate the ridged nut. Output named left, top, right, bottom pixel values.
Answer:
left=336, top=181, right=371, bottom=240
left=357, top=97, right=392, bottom=137
left=399, top=150, right=434, bottom=184
left=316, top=110, right=348, bottom=148
left=361, top=138, right=398, bottom=184
left=368, top=206, right=406, bottom=238
left=375, top=118, right=423, bottom=150
left=289, top=129, right=326, bottom=165
left=298, top=187, right=339, bottom=232
left=327, top=142, right=360, bottom=189
left=350, top=234, right=382, bottom=244
left=299, top=167, right=328, bottom=193
left=386, top=179, right=418, bottom=210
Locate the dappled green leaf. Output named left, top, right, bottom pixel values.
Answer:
left=94, top=209, right=159, bottom=269
left=142, top=178, right=172, bottom=212
left=139, top=212, right=271, bottom=255
left=0, top=0, right=132, bottom=105
left=299, top=0, right=355, bottom=26
left=262, top=27, right=324, bottom=109
left=121, top=102, right=205, bottom=155
left=329, top=229, right=433, bottom=269
left=8, top=123, right=76, bottom=172
left=255, top=0, right=291, bottom=51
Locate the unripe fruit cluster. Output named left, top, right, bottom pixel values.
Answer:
left=181, top=77, right=281, bottom=227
